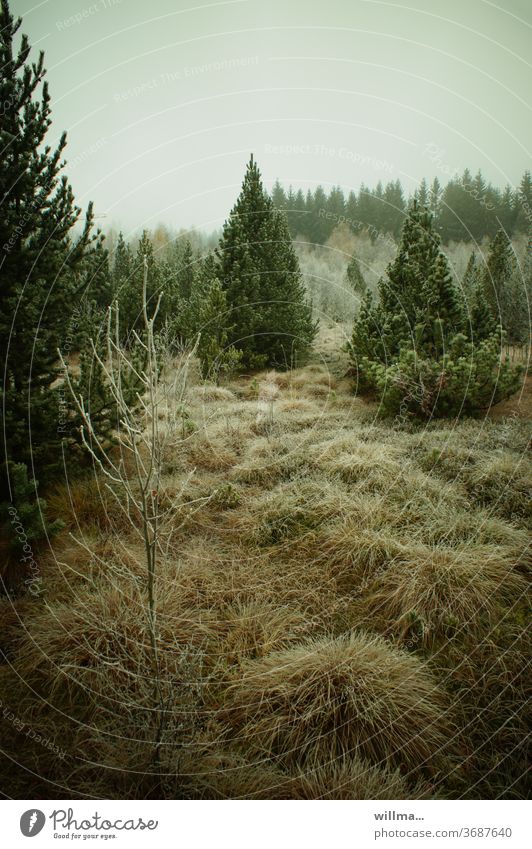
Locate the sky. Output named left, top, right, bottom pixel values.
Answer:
left=11, top=0, right=532, bottom=235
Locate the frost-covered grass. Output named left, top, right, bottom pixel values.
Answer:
left=0, top=353, right=529, bottom=799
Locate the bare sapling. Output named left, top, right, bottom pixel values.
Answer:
left=60, top=257, right=202, bottom=774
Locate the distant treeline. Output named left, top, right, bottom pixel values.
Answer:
left=271, top=170, right=532, bottom=245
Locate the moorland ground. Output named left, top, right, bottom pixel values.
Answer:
left=0, top=325, right=530, bottom=800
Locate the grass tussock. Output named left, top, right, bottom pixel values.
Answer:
left=222, top=633, right=452, bottom=773
left=360, top=544, right=529, bottom=648
left=0, top=340, right=529, bottom=799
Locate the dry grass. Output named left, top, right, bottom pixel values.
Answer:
left=222, top=632, right=451, bottom=773
left=360, top=544, right=529, bottom=648
left=284, top=759, right=437, bottom=800
left=187, top=752, right=434, bottom=799
left=0, top=349, right=530, bottom=799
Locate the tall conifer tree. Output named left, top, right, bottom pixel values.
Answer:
left=0, top=0, right=96, bottom=497
left=216, top=155, right=316, bottom=368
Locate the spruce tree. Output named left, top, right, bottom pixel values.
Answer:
left=429, top=177, right=442, bottom=223
left=271, top=179, right=287, bottom=212
left=346, top=190, right=358, bottom=227
left=415, top=178, right=429, bottom=208
left=310, top=186, right=329, bottom=242
left=382, top=180, right=405, bottom=237
left=0, top=0, right=96, bottom=498
left=497, top=185, right=516, bottom=236
left=216, top=155, right=316, bottom=369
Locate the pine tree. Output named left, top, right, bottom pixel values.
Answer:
left=118, top=230, right=161, bottom=340
left=462, top=251, right=481, bottom=299
left=176, top=239, right=196, bottom=300
left=0, top=0, right=96, bottom=498
left=346, top=252, right=367, bottom=295
left=376, top=201, right=442, bottom=355
left=196, top=275, right=242, bottom=382
left=470, top=280, right=497, bottom=342
left=216, top=155, right=316, bottom=369
left=482, top=228, right=516, bottom=322
left=417, top=251, right=464, bottom=356
left=112, top=232, right=133, bottom=295
left=461, top=253, right=494, bottom=341
left=78, top=237, right=112, bottom=310
left=350, top=201, right=521, bottom=417
left=515, top=171, right=532, bottom=234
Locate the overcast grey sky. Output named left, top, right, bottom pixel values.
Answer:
left=12, top=0, right=532, bottom=235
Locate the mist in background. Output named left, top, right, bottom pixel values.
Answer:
left=12, top=0, right=531, bottom=236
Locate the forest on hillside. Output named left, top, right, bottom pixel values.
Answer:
left=272, top=169, right=532, bottom=244
left=0, top=0, right=530, bottom=808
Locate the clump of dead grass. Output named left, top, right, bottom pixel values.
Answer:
left=222, top=632, right=452, bottom=773
left=360, top=544, right=528, bottom=649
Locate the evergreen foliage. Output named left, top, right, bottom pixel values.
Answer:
left=483, top=229, right=515, bottom=317
left=346, top=252, right=367, bottom=295
left=350, top=202, right=522, bottom=418
left=0, top=462, right=62, bottom=559
left=196, top=276, right=242, bottom=381
left=483, top=228, right=529, bottom=343
left=0, top=0, right=102, bottom=563
left=216, top=155, right=317, bottom=369
left=272, top=169, right=528, bottom=246
left=112, top=231, right=133, bottom=308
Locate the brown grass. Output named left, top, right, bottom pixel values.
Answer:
left=360, top=544, right=529, bottom=648
left=1, top=346, right=529, bottom=799
left=222, top=632, right=452, bottom=773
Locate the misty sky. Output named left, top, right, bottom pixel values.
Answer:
left=12, top=0, right=532, bottom=235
